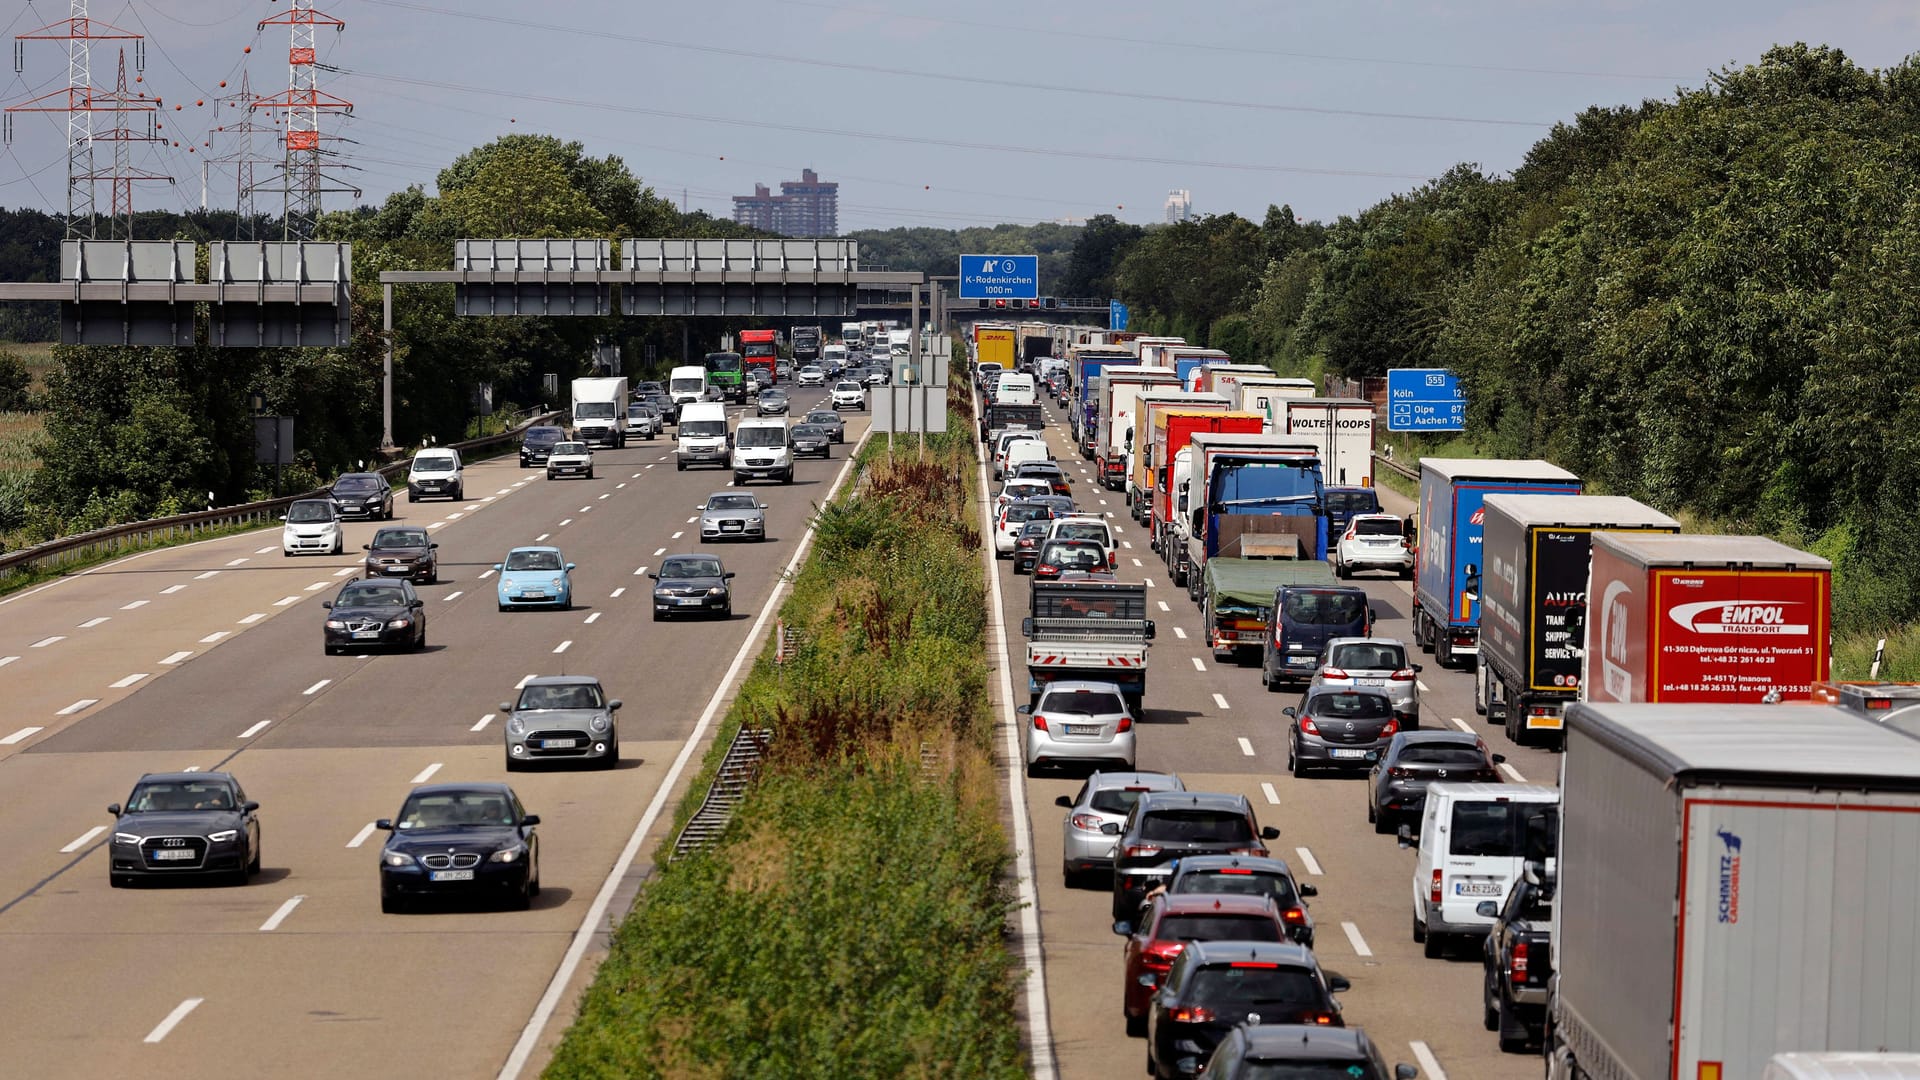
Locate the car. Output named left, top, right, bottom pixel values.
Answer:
left=803, top=409, right=846, bottom=443
left=1146, top=940, right=1349, bottom=1076
left=775, top=359, right=793, bottom=381
left=494, top=546, right=574, bottom=610
left=322, top=577, right=427, bottom=653
left=281, top=497, right=343, bottom=556
left=649, top=553, right=734, bottom=619
left=1025, top=493, right=1078, bottom=518
left=1481, top=869, right=1555, bottom=1053
left=1325, top=485, right=1385, bottom=538
left=375, top=782, right=540, bottom=912
left=1284, top=688, right=1400, bottom=777
left=1112, top=791, right=1281, bottom=922
left=1046, top=514, right=1117, bottom=570
left=864, top=367, right=889, bottom=387
left=1011, top=460, right=1073, bottom=498
left=796, top=365, right=826, bottom=387
left=633, top=380, right=664, bottom=398
left=1368, top=731, right=1505, bottom=834
left=106, top=771, right=261, bottom=887
left=406, top=448, right=463, bottom=502
left=362, top=525, right=438, bottom=584
left=1116, top=893, right=1292, bottom=1036
left=330, top=472, right=395, bottom=520
left=1333, top=512, right=1413, bottom=579
left=747, top=366, right=773, bottom=388
left=502, top=674, right=622, bottom=770
left=1018, top=679, right=1136, bottom=777
left=755, top=386, right=790, bottom=416
left=995, top=478, right=1053, bottom=513
left=994, top=498, right=1058, bottom=557
left=1054, top=770, right=1186, bottom=889
left=1307, top=637, right=1421, bottom=725
left=1012, top=519, right=1052, bottom=574
left=1200, top=1025, right=1417, bottom=1080
left=545, top=440, right=594, bottom=480
left=732, top=418, right=793, bottom=484
left=626, top=401, right=663, bottom=440
left=519, top=424, right=566, bottom=467
left=640, top=391, right=677, bottom=425
left=1167, top=854, right=1319, bottom=948
left=992, top=431, right=1042, bottom=479
left=1032, top=538, right=1110, bottom=582
left=831, top=380, right=866, bottom=410
left=789, top=423, right=833, bottom=459
left=699, top=491, right=769, bottom=542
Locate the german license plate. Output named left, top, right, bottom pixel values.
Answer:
left=1358, top=678, right=1385, bottom=686
left=430, top=870, right=474, bottom=882
left=675, top=597, right=703, bottom=605
left=352, top=631, right=381, bottom=640
left=1330, top=748, right=1368, bottom=759
left=1455, top=881, right=1502, bottom=896
left=521, top=591, right=547, bottom=600
left=153, top=849, right=195, bottom=861
left=542, top=738, right=578, bottom=749
left=1064, top=724, right=1101, bottom=736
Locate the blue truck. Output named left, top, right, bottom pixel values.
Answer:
left=1068, top=348, right=1136, bottom=456
left=1410, top=458, right=1582, bottom=671
left=1181, top=443, right=1329, bottom=606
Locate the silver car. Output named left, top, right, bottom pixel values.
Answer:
left=698, top=491, right=768, bottom=542
left=1018, top=678, right=1137, bottom=777
left=502, top=675, right=621, bottom=769
left=1054, top=771, right=1185, bottom=889
left=1307, top=637, right=1422, bottom=727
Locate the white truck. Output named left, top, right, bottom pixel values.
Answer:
left=1235, top=377, right=1319, bottom=431
left=1281, top=397, right=1376, bottom=488
left=1021, top=579, right=1154, bottom=712
left=1094, top=367, right=1180, bottom=491
left=570, top=377, right=630, bottom=448
left=1548, top=701, right=1920, bottom=1080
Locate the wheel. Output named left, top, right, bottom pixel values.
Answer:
left=1336, top=559, right=1350, bottom=579
left=1484, top=972, right=1501, bottom=1031
left=676, top=461, right=685, bottom=472
left=1474, top=666, right=1489, bottom=716
left=425, top=570, right=437, bottom=585
left=324, top=645, right=337, bottom=656
left=734, top=473, right=748, bottom=486
left=782, top=470, right=793, bottom=484
left=528, top=852, right=541, bottom=897
left=248, top=842, right=261, bottom=875
left=586, top=468, right=594, bottom=479
left=719, top=602, right=733, bottom=619
left=511, top=876, right=533, bottom=911
left=1125, top=1012, right=1146, bottom=1038
left=1424, top=929, right=1445, bottom=959
left=1412, top=913, right=1426, bottom=943
left=546, top=471, right=556, bottom=480
left=452, top=485, right=463, bottom=501
left=332, top=538, right=343, bottom=556
left=1497, top=994, right=1530, bottom=1053
left=1373, top=806, right=1393, bottom=835
left=1287, top=739, right=1302, bottom=777
left=600, top=742, right=620, bottom=769
left=283, top=549, right=292, bottom=558
left=505, top=752, right=522, bottom=772
left=1436, top=634, right=1455, bottom=670
left=414, top=626, right=427, bottom=651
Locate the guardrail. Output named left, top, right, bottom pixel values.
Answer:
left=1372, top=450, right=1418, bottom=483
left=0, top=408, right=561, bottom=586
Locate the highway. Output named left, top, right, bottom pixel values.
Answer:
left=982, top=394, right=1553, bottom=1080
left=0, top=389, right=866, bottom=1079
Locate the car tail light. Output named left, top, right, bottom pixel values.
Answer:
left=1381, top=718, right=1399, bottom=736
left=1312, top=1012, right=1336, bottom=1025
left=1124, top=844, right=1162, bottom=859
left=1511, top=940, right=1530, bottom=982
left=1282, top=906, right=1307, bottom=926
left=1319, top=668, right=1349, bottom=681
left=1070, top=813, right=1106, bottom=832
left=1389, top=766, right=1412, bottom=778
left=1230, top=961, right=1278, bottom=968
left=1169, top=1005, right=1215, bottom=1023
left=1143, top=941, right=1185, bottom=970
left=1273, top=626, right=1285, bottom=646
left=1117, top=715, right=1133, bottom=733
left=1109, top=551, right=1118, bottom=568
left=1430, top=869, right=1443, bottom=905
left=1450, top=630, right=1474, bottom=646
left=1299, top=717, right=1320, bottom=735
left=1390, top=668, right=1416, bottom=682
left=1217, top=868, right=1253, bottom=875
left=1032, top=714, right=1048, bottom=732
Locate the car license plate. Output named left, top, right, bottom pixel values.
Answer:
left=675, top=597, right=703, bottom=605
left=352, top=631, right=381, bottom=640
left=1455, top=881, right=1502, bottom=896
left=430, top=870, right=475, bottom=882
left=1330, top=748, right=1368, bottom=759
left=1357, top=678, right=1386, bottom=686
left=1288, top=656, right=1314, bottom=667
left=153, top=849, right=196, bottom=861
left=521, top=591, right=547, bottom=600
left=542, top=738, right=578, bottom=749
left=1064, top=724, right=1101, bottom=736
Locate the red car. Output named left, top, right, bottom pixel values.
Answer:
left=1115, top=892, right=1291, bottom=1036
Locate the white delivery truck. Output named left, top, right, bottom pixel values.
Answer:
left=1094, top=367, right=1180, bottom=491
left=1235, top=377, right=1319, bottom=432
left=570, top=377, right=630, bottom=448
left=1282, top=397, right=1375, bottom=488
left=1548, top=702, right=1920, bottom=1080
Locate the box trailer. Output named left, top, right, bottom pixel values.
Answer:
left=1163, top=432, right=1310, bottom=587
left=1281, top=397, right=1376, bottom=488
left=1095, top=368, right=1181, bottom=490
left=1128, top=394, right=1233, bottom=518
left=1236, top=377, right=1319, bottom=431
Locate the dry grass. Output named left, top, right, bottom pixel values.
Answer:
left=0, top=411, right=43, bottom=472
left=4, top=341, right=56, bottom=395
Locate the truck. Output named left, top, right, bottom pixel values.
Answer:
left=1548, top=701, right=1920, bottom=1080
left=1162, top=347, right=1234, bottom=392
left=974, top=323, right=1018, bottom=376
left=790, top=325, right=823, bottom=365
left=1020, top=579, right=1155, bottom=710
left=1203, top=554, right=1336, bottom=664
left=569, top=376, right=630, bottom=448
left=738, top=329, right=779, bottom=384
left=703, top=350, right=746, bottom=403
left=1582, top=532, right=1833, bottom=705
left=1123, top=392, right=1229, bottom=515
left=1067, top=346, right=1136, bottom=452
left=1196, top=363, right=1279, bottom=401
left=1235, top=377, right=1320, bottom=432
left=1135, top=404, right=1260, bottom=528
left=1165, top=433, right=1314, bottom=588
left=979, top=401, right=1046, bottom=443
left=1281, top=398, right=1376, bottom=488
left=1474, top=494, right=1680, bottom=747
left=839, top=321, right=863, bottom=348
left=1131, top=337, right=1189, bottom=367
left=1412, top=459, right=1583, bottom=671
left=1095, top=368, right=1181, bottom=491
left=1183, top=441, right=1328, bottom=600
left=1018, top=322, right=1053, bottom=371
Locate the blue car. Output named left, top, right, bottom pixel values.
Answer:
left=495, top=546, right=574, bottom=610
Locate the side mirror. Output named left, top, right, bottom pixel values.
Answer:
left=724, top=571, right=737, bottom=579
left=1395, top=1066, right=1418, bottom=1080
left=1476, top=901, right=1499, bottom=919
left=1055, top=795, right=1073, bottom=808
left=430, top=543, right=439, bottom=549
left=107, top=804, right=122, bottom=817
left=647, top=573, right=659, bottom=580
left=565, top=563, right=577, bottom=572
left=243, top=800, right=260, bottom=812
left=1412, top=663, right=1423, bottom=673
left=758, top=504, right=769, bottom=510
left=1112, top=921, right=1133, bottom=937
left=492, top=563, right=504, bottom=572
left=1396, top=824, right=1414, bottom=849
left=521, top=814, right=541, bottom=827
left=321, top=600, right=333, bottom=609
left=1260, top=826, right=1281, bottom=840
left=1327, top=974, right=1352, bottom=994
left=1145, top=620, right=1156, bottom=640
left=1015, top=704, right=1031, bottom=715
left=1136, top=973, right=1157, bottom=988
left=375, top=818, right=394, bottom=831
left=499, top=702, right=514, bottom=712
left=1299, top=882, right=1318, bottom=898
left=1282, top=706, right=1297, bottom=719
left=1020, top=617, right=1033, bottom=638
left=695, top=505, right=705, bottom=511
left=278, top=514, right=288, bottom=521
left=1492, top=754, right=1507, bottom=764
left=410, top=600, right=424, bottom=609
left=609, top=700, right=623, bottom=711
left=361, top=543, right=371, bottom=551
left=1100, top=822, right=1121, bottom=835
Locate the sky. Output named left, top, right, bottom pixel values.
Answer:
left=3, top=0, right=1918, bottom=232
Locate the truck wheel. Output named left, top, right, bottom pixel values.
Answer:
left=1505, top=693, right=1527, bottom=747
left=1436, top=633, right=1455, bottom=670
left=1483, top=972, right=1501, bottom=1031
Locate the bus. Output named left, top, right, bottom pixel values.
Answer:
left=738, top=329, right=779, bottom=385
left=703, top=351, right=746, bottom=403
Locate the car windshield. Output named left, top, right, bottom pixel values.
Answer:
left=1056, top=523, right=1108, bottom=543
left=1283, top=591, right=1368, bottom=626
left=681, top=420, right=726, bottom=437
left=1005, top=503, right=1053, bottom=524
left=576, top=403, right=616, bottom=419
left=372, top=529, right=428, bottom=548
left=807, top=412, right=837, bottom=423
left=412, top=454, right=455, bottom=472
left=793, top=426, right=825, bottom=438
left=517, top=682, right=605, bottom=710
left=1398, top=744, right=1489, bottom=766
left=396, top=791, right=516, bottom=829
left=1177, top=870, right=1298, bottom=906
left=127, top=780, right=234, bottom=812
left=1353, top=517, right=1401, bottom=537
left=333, top=475, right=379, bottom=492
left=551, top=442, right=587, bottom=455
left=628, top=405, right=656, bottom=418
left=1327, top=490, right=1381, bottom=515
left=671, top=378, right=706, bottom=394
left=524, top=427, right=562, bottom=446
left=1043, top=542, right=1106, bottom=568
left=1002, top=483, right=1049, bottom=501
left=286, top=501, right=335, bottom=523
left=1329, top=643, right=1405, bottom=670
left=1089, top=787, right=1159, bottom=815
left=737, top=427, right=786, bottom=448
left=337, top=584, right=410, bottom=607
left=1450, top=802, right=1559, bottom=859
left=1188, top=965, right=1321, bottom=1007
left=1141, top=810, right=1253, bottom=844
left=705, top=354, right=742, bottom=374
left=707, top=494, right=758, bottom=511
left=505, top=550, right=563, bottom=572
left=1154, top=914, right=1282, bottom=943
left=661, top=556, right=723, bottom=578
left=835, top=382, right=862, bottom=392
left=1306, top=692, right=1392, bottom=720
left=1040, top=690, right=1124, bottom=716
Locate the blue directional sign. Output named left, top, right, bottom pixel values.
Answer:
left=1109, top=300, right=1130, bottom=330
left=958, top=254, right=1039, bottom=300
left=1386, top=367, right=1467, bottom=432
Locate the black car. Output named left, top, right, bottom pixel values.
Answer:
left=649, top=553, right=734, bottom=620
left=323, top=577, right=427, bottom=654
left=639, top=391, right=677, bottom=424
left=363, top=525, right=438, bottom=584
left=376, top=782, right=540, bottom=912
left=519, top=425, right=567, bottom=467
left=107, top=772, right=261, bottom=887
left=1285, top=688, right=1400, bottom=778
left=1368, top=730, right=1504, bottom=833
left=330, top=472, right=394, bottom=520
left=1013, top=518, right=1051, bottom=574
left=633, top=380, right=664, bottom=399
left=1011, top=460, right=1073, bottom=498
left=1167, top=854, right=1319, bottom=948
left=1112, top=791, right=1280, bottom=921
left=1200, top=1024, right=1416, bottom=1080
left=1481, top=869, right=1554, bottom=1053
left=803, top=409, right=846, bottom=443
left=790, top=423, right=833, bottom=458
left=1147, top=941, right=1349, bottom=1078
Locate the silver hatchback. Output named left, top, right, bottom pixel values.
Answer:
left=1053, top=770, right=1186, bottom=888
left=1307, top=637, right=1421, bottom=727
left=698, top=491, right=768, bottom=542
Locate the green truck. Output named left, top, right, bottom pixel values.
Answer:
left=1201, top=550, right=1344, bottom=665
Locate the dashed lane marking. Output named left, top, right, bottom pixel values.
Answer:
left=255, top=545, right=277, bottom=554
left=472, top=713, right=495, bottom=732
left=226, top=558, right=250, bottom=567
left=1172, top=627, right=1187, bottom=640
left=160, top=584, right=187, bottom=595
left=671, top=531, right=683, bottom=540
left=1191, top=657, right=1206, bottom=672
left=77, top=617, right=109, bottom=629
left=238, top=720, right=272, bottom=738
left=1449, top=716, right=1473, bottom=733
left=1237, top=736, right=1255, bottom=756
left=273, top=596, right=301, bottom=607
left=584, top=612, right=601, bottom=624
left=610, top=587, right=626, bottom=598
left=534, top=534, right=550, bottom=543
left=557, top=519, right=573, bottom=527
left=1261, top=782, right=1280, bottom=805
left=121, top=600, right=149, bottom=610
left=1409, top=1042, right=1447, bottom=1080
left=346, top=822, right=378, bottom=848
left=238, top=613, right=266, bottom=624
left=553, top=640, right=572, bottom=654
left=1157, top=601, right=1170, bottom=612
left=444, top=591, right=463, bottom=602
left=1342, top=921, right=1374, bottom=957
left=1500, top=763, right=1529, bottom=783
left=514, top=673, right=537, bottom=688
left=0, top=726, right=43, bottom=745
left=616, top=483, right=627, bottom=489
left=302, top=679, right=330, bottom=696
left=304, top=581, right=330, bottom=592
left=194, top=571, right=220, bottom=580
left=55, top=699, right=97, bottom=716
left=1215, top=693, right=1233, bottom=711
left=333, top=567, right=355, bottom=577
left=259, top=896, right=305, bottom=932
left=1130, top=558, right=1142, bottom=567
left=30, top=636, right=64, bottom=648
left=410, top=762, right=443, bottom=784
left=480, top=569, right=496, bottom=580
left=652, top=548, right=666, bottom=557
left=159, top=651, right=193, bottom=665
left=1416, top=679, right=1430, bottom=693
left=110, top=673, right=148, bottom=688
left=143, top=998, right=203, bottom=1044
left=60, top=826, right=106, bottom=853
left=1295, top=847, right=1324, bottom=875
left=199, top=632, right=229, bottom=644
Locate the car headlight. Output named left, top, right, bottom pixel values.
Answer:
left=590, top=714, right=610, bottom=733
left=383, top=852, right=414, bottom=867
left=507, top=714, right=525, bottom=735
left=207, top=829, right=239, bottom=843
left=549, top=577, right=566, bottom=589
left=326, top=619, right=346, bottom=629
left=112, top=832, right=141, bottom=845
left=387, top=617, right=412, bottom=629
left=489, top=846, right=525, bottom=864
left=707, top=586, right=727, bottom=596
left=366, top=496, right=383, bottom=505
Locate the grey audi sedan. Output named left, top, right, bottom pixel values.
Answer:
left=698, top=491, right=769, bottom=542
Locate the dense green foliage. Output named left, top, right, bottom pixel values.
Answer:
left=848, top=221, right=1079, bottom=286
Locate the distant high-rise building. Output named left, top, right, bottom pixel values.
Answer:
left=1164, top=189, right=1193, bottom=224
left=732, top=168, right=839, bottom=236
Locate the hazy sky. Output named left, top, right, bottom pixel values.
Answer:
left=3, top=1, right=1917, bottom=232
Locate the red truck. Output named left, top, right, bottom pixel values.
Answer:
left=737, top=329, right=779, bottom=384
left=1143, top=408, right=1264, bottom=542
left=1583, top=532, right=1833, bottom=704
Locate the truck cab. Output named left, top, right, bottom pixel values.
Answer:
left=1022, top=579, right=1155, bottom=711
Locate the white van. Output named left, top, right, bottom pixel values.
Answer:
left=1002, top=439, right=1052, bottom=477
left=732, top=417, right=793, bottom=484
left=668, top=365, right=709, bottom=409
left=676, top=401, right=730, bottom=471
left=406, top=447, right=463, bottom=502
left=1767, top=1054, right=1920, bottom=1080
left=1406, top=782, right=1559, bottom=957
left=994, top=372, right=1038, bottom=406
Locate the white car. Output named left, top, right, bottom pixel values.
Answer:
left=282, top=498, right=343, bottom=556
left=1046, top=514, right=1118, bottom=571
left=796, top=366, right=826, bottom=387
left=545, top=441, right=594, bottom=480
left=994, top=499, right=1056, bottom=557
left=992, top=431, right=1042, bottom=480
left=1333, top=512, right=1413, bottom=578
left=831, top=380, right=866, bottom=410
left=995, top=479, right=1052, bottom=513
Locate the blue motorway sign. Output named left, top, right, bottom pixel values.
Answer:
left=1386, top=368, right=1466, bottom=431
left=958, top=254, right=1039, bottom=300
left=1109, top=300, right=1130, bottom=330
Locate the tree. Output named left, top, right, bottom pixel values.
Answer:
left=1057, top=214, right=1142, bottom=299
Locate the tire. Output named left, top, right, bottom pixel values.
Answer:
left=1412, top=914, right=1427, bottom=943
left=332, top=538, right=343, bottom=556
left=1484, top=973, right=1501, bottom=1031
left=425, top=570, right=437, bottom=586
left=676, top=461, right=685, bottom=472
left=546, top=471, right=556, bottom=481
left=453, top=485, right=463, bottom=501
left=528, top=852, right=541, bottom=897
left=324, top=645, right=337, bottom=657
left=586, top=468, right=594, bottom=480
left=734, top=473, right=748, bottom=486
left=1497, top=995, right=1529, bottom=1053
left=1424, top=930, right=1445, bottom=959
left=381, top=893, right=403, bottom=914
left=1436, top=634, right=1455, bottom=670
left=498, top=603, right=509, bottom=612
left=719, top=602, right=733, bottom=619
left=511, top=876, right=533, bottom=911
left=414, top=627, right=427, bottom=651
left=600, top=742, right=620, bottom=769
left=248, top=842, right=261, bottom=875
left=283, top=549, right=292, bottom=558
left=1124, top=1012, right=1146, bottom=1038
left=505, top=752, right=522, bottom=772
left=1374, top=811, right=1393, bottom=835
left=1474, top=666, right=1489, bottom=716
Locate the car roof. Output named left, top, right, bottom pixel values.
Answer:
left=522, top=674, right=601, bottom=688
left=1041, top=679, right=1129, bottom=696
left=1087, top=770, right=1185, bottom=792
left=1326, top=636, right=1407, bottom=650
left=1138, top=790, right=1251, bottom=814
left=1155, top=893, right=1280, bottom=917
left=137, top=771, right=236, bottom=785
left=1304, top=687, right=1393, bottom=702
left=1174, top=854, right=1295, bottom=877
left=1042, top=538, right=1106, bottom=549
left=1237, top=1024, right=1373, bottom=1059
left=706, top=490, right=757, bottom=499
left=1389, top=730, right=1483, bottom=748
left=335, top=472, right=382, bottom=481
left=408, top=781, right=515, bottom=799
left=1180, top=939, right=1318, bottom=968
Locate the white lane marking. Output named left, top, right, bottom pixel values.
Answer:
left=121, top=600, right=149, bottom=610
left=685, top=516, right=698, bottom=524
left=616, top=483, right=627, bottom=489
left=652, top=547, right=666, bottom=557
left=553, top=640, right=572, bottom=654
left=1342, top=921, right=1374, bottom=958
left=480, top=569, right=496, bottom=580
left=77, top=617, right=109, bottom=629
left=56, top=699, right=98, bottom=716
left=645, top=463, right=656, bottom=469
left=1416, top=679, right=1431, bottom=693
left=1172, top=627, right=1187, bottom=640
left=1261, top=782, right=1280, bottom=805
left=159, top=651, right=193, bottom=665
left=30, top=636, right=65, bottom=648
left=1237, top=736, right=1255, bottom=756
left=304, top=581, right=330, bottom=592
left=226, top=558, right=250, bottom=567
left=110, top=673, right=149, bottom=688
left=497, top=488, right=513, bottom=495
left=632, top=472, right=643, bottom=478
left=1191, top=657, right=1207, bottom=672
left=1130, top=558, right=1142, bottom=567
left=273, top=595, right=301, bottom=607
left=1409, top=1042, right=1447, bottom=1080
left=259, top=895, right=306, bottom=932
left=346, top=822, right=378, bottom=848
left=61, top=825, right=108, bottom=853
left=444, top=591, right=463, bottom=602
left=238, top=720, right=272, bottom=739
left=302, top=679, right=331, bottom=696
left=410, top=762, right=442, bottom=784
left=238, top=612, right=266, bottom=624
left=472, top=713, right=495, bottom=732
left=579, top=506, right=592, bottom=513
left=533, top=533, right=550, bottom=543
left=181, top=766, right=200, bottom=773
left=1295, top=847, right=1324, bottom=875
left=1122, top=540, right=1133, bottom=549
left=199, top=632, right=229, bottom=645
left=583, top=612, right=601, bottom=624
left=255, top=545, right=277, bottom=554
left=464, top=504, right=481, bottom=511
left=557, top=518, right=573, bottom=526
left=670, top=531, right=685, bottom=540
left=632, top=566, right=649, bottom=576
left=333, top=567, right=355, bottom=577
left=513, top=480, right=529, bottom=487
left=515, top=673, right=537, bottom=688
left=610, top=587, right=626, bottom=598
left=1098, top=498, right=1108, bottom=505
left=1500, top=763, right=1529, bottom=783
left=598, top=493, right=610, bottom=500
left=482, top=496, right=497, bottom=503
left=1157, top=600, right=1170, bottom=612
left=143, top=998, right=203, bottom=1044
left=160, top=584, right=187, bottom=594
left=194, top=570, right=220, bottom=580
left=428, top=522, right=447, bottom=530
left=1449, top=716, right=1474, bottom=733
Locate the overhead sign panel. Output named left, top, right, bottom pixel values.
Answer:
left=1386, top=367, right=1466, bottom=432
left=455, top=238, right=610, bottom=317
left=958, top=254, right=1038, bottom=300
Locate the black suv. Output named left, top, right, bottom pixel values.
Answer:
left=1112, top=791, right=1279, bottom=920
left=1200, top=1024, right=1416, bottom=1080
left=1147, top=941, right=1348, bottom=1079
left=1167, top=854, right=1318, bottom=948
left=519, top=425, right=566, bottom=468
